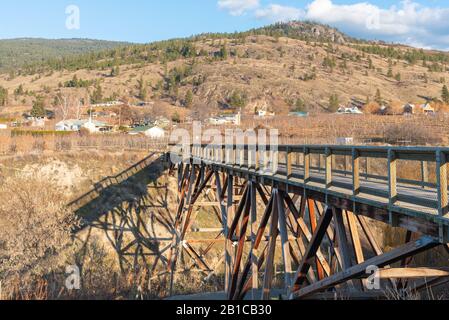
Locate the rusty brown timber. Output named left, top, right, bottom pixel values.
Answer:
left=166, top=144, right=449, bottom=300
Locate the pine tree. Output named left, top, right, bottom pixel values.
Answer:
left=329, top=94, right=339, bottom=112
left=387, top=67, right=394, bottom=78
left=0, top=86, right=8, bottom=107
left=90, top=83, right=103, bottom=104
left=292, top=98, right=305, bottom=112
left=138, top=77, right=147, bottom=101
left=220, top=43, right=228, bottom=60
left=31, top=96, right=46, bottom=118
left=375, top=89, right=382, bottom=105
left=185, top=90, right=193, bottom=108
left=442, top=85, right=449, bottom=104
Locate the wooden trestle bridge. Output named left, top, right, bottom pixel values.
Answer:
left=165, top=143, right=449, bottom=300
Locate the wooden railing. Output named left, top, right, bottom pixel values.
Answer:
left=171, top=144, right=449, bottom=218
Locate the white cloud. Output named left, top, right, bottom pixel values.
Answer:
left=218, top=0, right=449, bottom=50
left=218, top=0, right=260, bottom=16
left=303, top=0, right=449, bottom=49
left=255, top=4, right=304, bottom=22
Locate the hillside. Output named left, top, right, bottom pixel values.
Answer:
left=0, top=38, right=129, bottom=72
left=0, top=22, right=448, bottom=120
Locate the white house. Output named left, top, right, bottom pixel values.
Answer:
left=337, top=107, right=363, bottom=115
left=144, top=126, right=165, bottom=139
left=256, top=110, right=275, bottom=118
left=56, top=119, right=111, bottom=133
left=209, top=113, right=241, bottom=126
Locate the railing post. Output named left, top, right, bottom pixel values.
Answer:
left=388, top=149, right=397, bottom=206
left=304, top=147, right=310, bottom=184
left=352, top=148, right=360, bottom=196
left=248, top=145, right=253, bottom=170
left=287, top=147, right=293, bottom=179
left=255, top=145, right=260, bottom=172
left=273, top=148, right=279, bottom=175
left=325, top=147, right=332, bottom=189
left=263, top=148, right=270, bottom=174
left=365, top=157, right=371, bottom=180
left=436, top=150, right=448, bottom=217
left=421, top=161, right=429, bottom=189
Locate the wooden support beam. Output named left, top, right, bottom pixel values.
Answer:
left=250, top=182, right=259, bottom=299
left=277, top=190, right=293, bottom=292
left=308, top=199, right=325, bottom=280
left=291, top=236, right=438, bottom=299
left=374, top=267, right=449, bottom=279
left=333, top=208, right=352, bottom=271
left=292, top=207, right=333, bottom=290
left=261, top=194, right=279, bottom=300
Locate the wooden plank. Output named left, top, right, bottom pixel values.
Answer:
left=291, top=236, right=438, bottom=299
left=250, top=182, right=259, bottom=299
left=375, top=267, right=449, bottom=279
left=388, top=149, right=397, bottom=206
left=333, top=208, right=352, bottom=271
left=292, top=207, right=333, bottom=290
left=261, top=194, right=279, bottom=300
left=277, top=190, right=293, bottom=292
left=436, top=150, right=448, bottom=217
left=352, top=149, right=360, bottom=196
left=308, top=199, right=325, bottom=280
left=325, top=148, right=332, bottom=189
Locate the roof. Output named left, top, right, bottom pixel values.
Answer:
left=289, top=112, right=309, bottom=117
left=131, top=125, right=152, bottom=133
left=56, top=119, right=108, bottom=127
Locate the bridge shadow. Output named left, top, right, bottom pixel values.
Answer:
left=70, top=152, right=176, bottom=290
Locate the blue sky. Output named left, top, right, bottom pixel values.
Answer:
left=0, top=1, right=448, bottom=50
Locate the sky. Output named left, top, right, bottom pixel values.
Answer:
left=0, top=0, right=448, bottom=50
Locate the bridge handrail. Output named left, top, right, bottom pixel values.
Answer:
left=169, top=143, right=449, bottom=218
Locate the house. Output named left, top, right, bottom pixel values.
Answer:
left=256, top=109, right=275, bottom=118
left=55, top=119, right=112, bottom=133
left=337, top=107, right=363, bottom=115
left=128, top=125, right=152, bottom=136
left=336, top=137, right=354, bottom=145
left=209, top=113, right=241, bottom=126
left=421, top=103, right=435, bottom=115
left=145, top=126, right=165, bottom=139
left=403, top=103, right=416, bottom=114
left=289, top=111, right=309, bottom=117
left=91, top=101, right=123, bottom=108
left=155, top=117, right=170, bottom=128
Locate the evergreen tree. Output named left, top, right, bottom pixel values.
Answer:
left=374, top=89, right=382, bottom=105
left=219, top=43, right=229, bottom=60
left=90, top=83, right=103, bottom=104
left=0, top=86, right=8, bottom=107
left=31, top=95, right=46, bottom=118
left=387, top=67, right=394, bottom=78
left=442, top=85, right=449, bottom=104
left=185, top=89, right=193, bottom=108
left=138, top=76, right=147, bottom=101
left=292, top=98, right=305, bottom=112
left=329, top=94, right=339, bottom=112
left=110, top=65, right=120, bottom=77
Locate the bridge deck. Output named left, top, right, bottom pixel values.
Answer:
left=173, top=144, right=449, bottom=241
